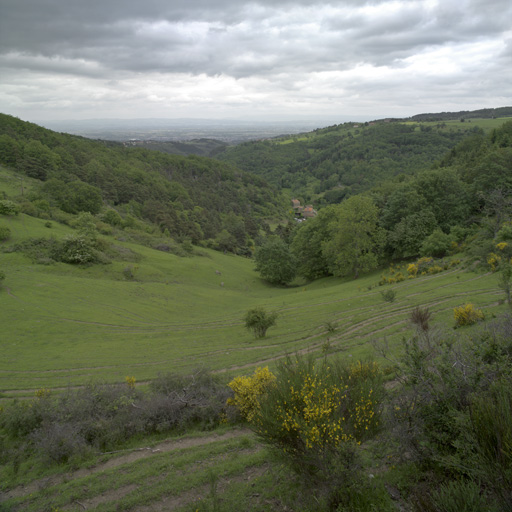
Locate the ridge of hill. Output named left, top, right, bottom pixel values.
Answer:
left=215, top=108, right=512, bottom=205
left=403, top=105, right=512, bottom=122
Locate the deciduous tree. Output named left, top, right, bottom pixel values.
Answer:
left=255, top=237, right=296, bottom=285
left=322, top=196, right=385, bottom=278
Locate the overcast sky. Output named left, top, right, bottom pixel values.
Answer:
left=0, top=0, right=511, bottom=123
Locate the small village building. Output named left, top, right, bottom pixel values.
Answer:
left=292, top=199, right=317, bottom=219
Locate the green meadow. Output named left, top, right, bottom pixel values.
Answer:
left=1, top=207, right=504, bottom=396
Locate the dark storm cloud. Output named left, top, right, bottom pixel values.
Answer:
left=0, top=0, right=510, bottom=120
left=3, top=0, right=508, bottom=78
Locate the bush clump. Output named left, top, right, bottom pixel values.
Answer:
left=257, top=357, right=382, bottom=471
left=244, top=307, right=278, bottom=338
left=0, top=370, right=231, bottom=465
left=454, top=303, right=484, bottom=327
left=388, top=313, right=512, bottom=510
left=227, top=366, right=276, bottom=422
left=0, top=225, right=10, bottom=241
left=0, top=199, right=19, bottom=216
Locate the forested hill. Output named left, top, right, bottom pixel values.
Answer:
left=0, top=114, right=285, bottom=253
left=404, top=106, right=512, bottom=122
left=215, top=117, right=500, bottom=205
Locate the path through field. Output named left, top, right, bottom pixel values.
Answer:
left=1, top=427, right=277, bottom=512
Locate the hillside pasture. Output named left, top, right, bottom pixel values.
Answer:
left=1, top=212, right=505, bottom=397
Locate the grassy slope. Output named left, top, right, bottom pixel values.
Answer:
left=1, top=175, right=508, bottom=512
left=1, top=205, right=505, bottom=396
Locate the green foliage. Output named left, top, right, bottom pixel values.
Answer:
left=218, top=121, right=473, bottom=202
left=290, top=206, right=336, bottom=280
left=390, top=313, right=512, bottom=510
left=9, top=234, right=108, bottom=265
left=57, top=234, right=99, bottom=264
left=470, top=380, right=512, bottom=500
left=497, top=263, right=512, bottom=304
left=323, top=196, right=385, bottom=278
left=243, top=307, right=278, bottom=338
left=255, top=357, right=383, bottom=463
left=20, top=139, right=60, bottom=180
left=64, top=181, right=103, bottom=214
left=413, top=168, right=471, bottom=231
left=0, top=199, right=19, bottom=216
left=334, top=479, right=395, bottom=512
left=101, top=207, right=123, bottom=226
left=0, top=113, right=283, bottom=252
left=0, top=225, right=11, bottom=241
left=431, top=480, right=495, bottom=512
left=380, top=289, right=397, bottom=303
left=420, top=228, right=453, bottom=258
left=387, top=208, right=438, bottom=258
left=247, top=356, right=384, bottom=508
left=254, top=237, right=296, bottom=285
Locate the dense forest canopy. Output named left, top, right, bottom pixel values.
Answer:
left=215, top=119, right=486, bottom=204
left=252, top=119, right=512, bottom=283
left=0, top=111, right=511, bottom=275
left=0, top=113, right=285, bottom=254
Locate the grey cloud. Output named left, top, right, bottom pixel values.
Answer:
left=0, top=0, right=510, bottom=121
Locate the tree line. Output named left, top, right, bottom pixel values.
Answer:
left=255, top=120, right=512, bottom=284
left=0, top=114, right=285, bottom=255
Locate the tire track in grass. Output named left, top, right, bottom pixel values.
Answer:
left=67, top=448, right=265, bottom=512
left=3, top=428, right=250, bottom=501
left=132, top=463, right=270, bottom=512
left=3, top=273, right=500, bottom=395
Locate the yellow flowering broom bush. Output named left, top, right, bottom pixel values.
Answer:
left=227, top=366, right=276, bottom=422
left=453, top=303, right=484, bottom=327
left=250, top=356, right=384, bottom=479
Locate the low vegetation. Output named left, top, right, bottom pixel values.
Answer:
left=243, top=307, right=279, bottom=338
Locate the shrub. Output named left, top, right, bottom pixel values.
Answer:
left=469, top=380, right=512, bottom=501
left=0, top=370, right=231, bottom=465
left=30, top=423, right=90, bottom=464
left=55, top=235, right=102, bottom=264
left=487, top=252, right=501, bottom=271
left=497, top=263, right=512, bottom=305
left=253, top=356, right=383, bottom=477
left=417, top=256, right=434, bottom=273
left=411, top=306, right=432, bottom=332
left=11, top=237, right=60, bottom=264
left=380, top=289, right=396, bottom=303
left=244, top=307, right=278, bottom=338
left=0, top=199, right=19, bottom=216
left=0, top=225, right=10, bottom=241
left=227, top=366, right=276, bottom=422
left=254, top=237, right=296, bottom=285
left=454, top=303, right=484, bottom=327
left=102, top=208, right=123, bottom=226
left=420, top=228, right=453, bottom=258
left=407, top=263, right=418, bottom=277
left=431, top=480, right=491, bottom=512
left=389, top=313, right=512, bottom=510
